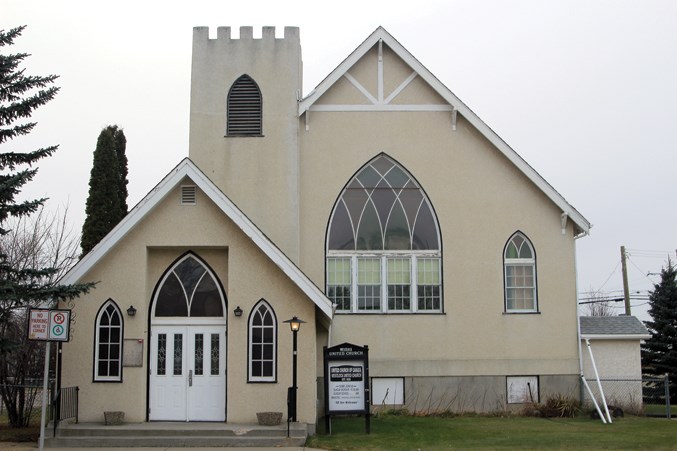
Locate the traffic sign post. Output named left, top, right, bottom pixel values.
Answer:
left=28, top=309, right=72, bottom=451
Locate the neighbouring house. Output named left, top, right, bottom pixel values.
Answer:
left=580, top=315, right=650, bottom=412
left=58, top=26, right=595, bottom=432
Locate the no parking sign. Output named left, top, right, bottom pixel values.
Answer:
left=28, top=309, right=71, bottom=342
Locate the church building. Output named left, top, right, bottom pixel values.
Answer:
left=59, top=26, right=591, bottom=431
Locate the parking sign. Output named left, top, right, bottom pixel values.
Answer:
left=28, top=309, right=71, bottom=342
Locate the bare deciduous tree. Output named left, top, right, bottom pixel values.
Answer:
left=582, top=288, right=615, bottom=317
left=0, top=205, right=80, bottom=427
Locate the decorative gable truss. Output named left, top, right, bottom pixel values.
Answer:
left=306, top=39, right=454, bottom=118
left=299, top=27, right=461, bottom=131
left=299, top=27, right=590, bottom=237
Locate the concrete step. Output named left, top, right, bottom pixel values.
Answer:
left=46, top=422, right=307, bottom=448
left=47, top=435, right=306, bottom=448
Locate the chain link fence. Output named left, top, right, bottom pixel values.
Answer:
left=583, top=375, right=671, bottom=418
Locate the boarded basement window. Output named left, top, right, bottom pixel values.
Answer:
left=227, top=75, right=262, bottom=136
left=181, top=185, right=197, bottom=205
left=507, top=376, right=539, bottom=404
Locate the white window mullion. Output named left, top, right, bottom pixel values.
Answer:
left=412, top=256, right=418, bottom=313
left=351, top=255, right=358, bottom=313
left=381, top=255, right=388, bottom=313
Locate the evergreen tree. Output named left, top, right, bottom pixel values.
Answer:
left=81, top=125, right=128, bottom=254
left=112, top=126, right=128, bottom=217
left=642, top=260, right=677, bottom=402
left=0, top=26, right=93, bottom=354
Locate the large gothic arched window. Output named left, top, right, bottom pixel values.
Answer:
left=327, top=154, right=442, bottom=313
left=153, top=254, right=225, bottom=318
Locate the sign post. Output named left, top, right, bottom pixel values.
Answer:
left=323, top=343, right=370, bottom=435
left=27, top=309, right=71, bottom=451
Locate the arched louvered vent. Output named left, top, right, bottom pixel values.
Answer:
left=227, top=75, right=262, bottom=136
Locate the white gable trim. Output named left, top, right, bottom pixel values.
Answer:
left=299, top=27, right=590, bottom=235
left=61, top=159, right=334, bottom=319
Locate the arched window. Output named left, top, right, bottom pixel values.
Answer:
left=504, top=232, right=537, bottom=312
left=94, top=300, right=123, bottom=382
left=327, top=154, right=442, bottom=313
left=248, top=299, right=277, bottom=382
left=153, top=254, right=224, bottom=318
left=227, top=74, right=262, bottom=136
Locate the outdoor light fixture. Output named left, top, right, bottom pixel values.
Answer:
left=233, top=306, right=243, bottom=317
left=284, top=315, right=305, bottom=332
left=127, top=305, right=137, bottom=317
left=283, top=316, right=305, bottom=429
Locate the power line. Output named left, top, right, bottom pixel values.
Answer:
left=626, top=248, right=675, bottom=259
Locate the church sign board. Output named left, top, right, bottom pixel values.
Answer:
left=323, top=342, right=370, bottom=434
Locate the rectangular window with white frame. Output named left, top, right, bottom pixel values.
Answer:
left=328, top=254, right=441, bottom=313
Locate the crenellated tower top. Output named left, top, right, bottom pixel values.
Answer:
left=192, top=26, right=300, bottom=43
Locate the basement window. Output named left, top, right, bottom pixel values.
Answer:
left=507, top=376, right=539, bottom=404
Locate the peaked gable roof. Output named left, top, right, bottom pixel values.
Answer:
left=300, top=26, right=590, bottom=236
left=580, top=316, right=650, bottom=340
left=61, top=158, right=334, bottom=319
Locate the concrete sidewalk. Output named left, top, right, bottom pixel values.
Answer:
left=1, top=445, right=324, bottom=451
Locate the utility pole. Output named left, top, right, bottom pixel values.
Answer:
left=621, top=246, right=631, bottom=315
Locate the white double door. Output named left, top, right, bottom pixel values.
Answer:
left=149, top=325, right=226, bottom=421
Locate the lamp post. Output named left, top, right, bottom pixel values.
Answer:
left=283, top=316, right=305, bottom=423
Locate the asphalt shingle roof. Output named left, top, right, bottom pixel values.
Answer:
left=580, top=315, right=650, bottom=336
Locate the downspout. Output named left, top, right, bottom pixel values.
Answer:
left=572, top=220, right=607, bottom=421
left=573, top=223, right=586, bottom=400
left=327, top=303, right=338, bottom=347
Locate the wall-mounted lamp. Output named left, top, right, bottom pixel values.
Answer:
left=233, top=306, right=243, bottom=317
left=127, top=305, right=137, bottom=317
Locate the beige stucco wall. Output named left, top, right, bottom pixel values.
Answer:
left=60, top=180, right=318, bottom=424
left=297, top=53, right=580, bottom=379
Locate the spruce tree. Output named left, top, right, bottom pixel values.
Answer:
left=642, top=260, right=677, bottom=402
left=81, top=126, right=124, bottom=254
left=0, top=26, right=93, bottom=354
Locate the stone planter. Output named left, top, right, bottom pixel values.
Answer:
left=104, top=411, right=124, bottom=425
left=256, top=411, right=282, bottom=426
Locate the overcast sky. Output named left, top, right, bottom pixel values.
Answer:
left=5, top=0, right=676, bottom=320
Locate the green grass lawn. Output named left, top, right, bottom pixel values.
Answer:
left=306, top=415, right=677, bottom=450
left=644, top=403, right=677, bottom=417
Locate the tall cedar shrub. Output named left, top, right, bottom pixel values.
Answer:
left=0, top=25, right=94, bottom=424
left=642, top=260, right=677, bottom=402
left=112, top=126, right=128, bottom=216
left=81, top=125, right=128, bottom=254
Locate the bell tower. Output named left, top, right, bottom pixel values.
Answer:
left=188, top=26, right=302, bottom=261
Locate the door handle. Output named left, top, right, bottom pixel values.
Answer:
left=189, top=369, right=193, bottom=387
